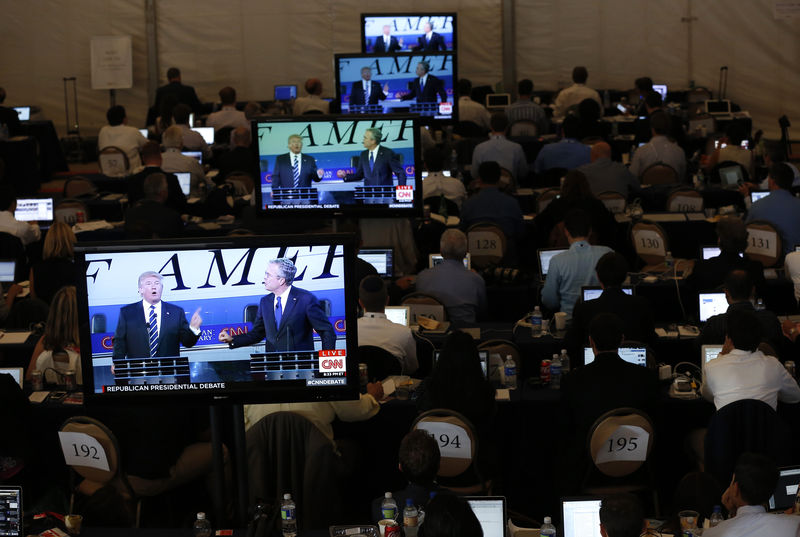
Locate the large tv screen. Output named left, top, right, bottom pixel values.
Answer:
left=76, top=235, right=359, bottom=405
left=252, top=115, right=421, bottom=216
left=335, top=53, right=456, bottom=120
left=360, top=13, right=456, bottom=53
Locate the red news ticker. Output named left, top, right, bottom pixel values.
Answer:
left=320, top=349, right=346, bottom=357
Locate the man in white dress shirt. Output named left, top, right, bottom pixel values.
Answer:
left=553, top=66, right=603, bottom=119
left=98, top=105, right=148, bottom=170
left=206, top=86, right=249, bottom=133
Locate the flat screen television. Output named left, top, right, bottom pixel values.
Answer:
left=251, top=115, right=421, bottom=217
left=361, top=13, right=456, bottom=53
left=75, top=234, right=360, bottom=405
left=335, top=52, right=457, bottom=120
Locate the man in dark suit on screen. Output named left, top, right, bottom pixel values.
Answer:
left=416, top=22, right=447, bottom=51
left=372, top=25, right=401, bottom=53
left=271, top=134, right=323, bottom=189
left=400, top=61, right=447, bottom=104
left=350, top=67, right=387, bottom=107
left=219, top=258, right=336, bottom=352
left=337, top=128, right=406, bottom=187
left=112, top=271, right=202, bottom=360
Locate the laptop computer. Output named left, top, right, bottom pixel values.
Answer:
left=466, top=496, right=507, bottom=537
left=421, top=170, right=452, bottom=178
left=699, top=292, right=728, bottom=323
left=191, top=127, right=215, bottom=145
left=435, top=350, right=490, bottom=378
left=751, top=191, right=770, bottom=204
left=429, top=253, right=470, bottom=270
left=13, top=106, right=31, bottom=122
left=0, top=260, right=15, bottom=282
left=701, top=344, right=724, bottom=365
left=384, top=306, right=410, bottom=327
left=718, top=165, right=743, bottom=188
left=182, top=150, right=203, bottom=165
left=0, top=486, right=23, bottom=537
left=705, top=100, right=732, bottom=116
left=701, top=246, right=742, bottom=260
left=769, top=466, right=800, bottom=511
left=139, top=128, right=149, bottom=138
left=538, top=248, right=568, bottom=280
left=14, top=198, right=53, bottom=222
left=581, top=286, right=633, bottom=302
left=485, top=94, right=511, bottom=111
left=274, top=85, right=298, bottom=100
left=652, top=84, right=668, bottom=100
left=358, top=248, right=394, bottom=278
left=584, top=347, right=647, bottom=367
left=0, top=368, right=24, bottom=388
left=562, top=497, right=602, bottom=537
left=175, top=172, right=192, bottom=196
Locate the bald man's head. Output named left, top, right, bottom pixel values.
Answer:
left=590, top=142, right=612, bottom=161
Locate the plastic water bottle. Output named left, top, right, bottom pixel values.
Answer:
left=503, top=356, right=518, bottom=389
left=560, top=349, right=570, bottom=374
left=381, top=492, right=398, bottom=521
left=530, top=306, right=543, bottom=336
left=192, top=513, right=212, bottom=537
left=709, top=505, right=724, bottom=527
left=281, top=493, right=297, bottom=537
left=664, top=251, right=674, bottom=272
left=403, top=499, right=419, bottom=537
left=550, top=353, right=562, bottom=389
left=540, top=516, right=556, bottom=537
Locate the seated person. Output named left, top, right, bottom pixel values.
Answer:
left=172, top=103, right=210, bottom=159
left=703, top=453, right=800, bottom=536
left=575, top=98, right=611, bottom=141
left=215, top=127, right=260, bottom=182
left=577, top=141, right=641, bottom=200
left=699, top=270, right=786, bottom=360
left=415, top=229, right=487, bottom=323
left=30, top=222, right=80, bottom=305
left=419, top=493, right=483, bottom=537
left=160, top=125, right=209, bottom=199
left=293, top=78, right=330, bottom=115
left=686, top=216, right=765, bottom=296
left=702, top=307, right=800, bottom=411
left=460, top=161, right=525, bottom=241
left=205, top=86, right=249, bottom=132
left=358, top=275, right=418, bottom=375
left=599, top=494, right=646, bottom=537
left=97, top=105, right=147, bottom=170
left=125, top=173, right=185, bottom=239
left=422, top=147, right=466, bottom=210
left=470, top=113, right=529, bottom=188
left=541, top=209, right=613, bottom=318
left=371, top=429, right=441, bottom=522
left=533, top=115, right=591, bottom=174
left=746, top=162, right=800, bottom=255
left=704, top=121, right=754, bottom=179
left=26, top=286, right=81, bottom=383
left=629, top=111, right=686, bottom=181
left=128, top=141, right=187, bottom=213
left=566, top=252, right=654, bottom=354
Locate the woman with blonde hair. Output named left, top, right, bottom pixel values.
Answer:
left=26, top=286, right=81, bottom=384
left=30, top=221, right=79, bottom=304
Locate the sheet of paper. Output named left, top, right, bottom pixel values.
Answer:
left=495, top=388, right=511, bottom=401
left=58, top=431, right=111, bottom=471
left=415, top=421, right=472, bottom=459
left=595, top=425, right=649, bottom=464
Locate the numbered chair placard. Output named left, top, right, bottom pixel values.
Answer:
left=633, top=229, right=665, bottom=256
left=595, top=425, right=649, bottom=464
left=58, top=431, right=110, bottom=471
left=746, top=228, right=777, bottom=258
left=469, top=231, right=503, bottom=257
left=416, top=422, right=472, bottom=459
left=670, top=196, right=703, bottom=212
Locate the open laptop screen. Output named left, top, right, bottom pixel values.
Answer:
left=538, top=248, right=568, bottom=277
left=466, top=496, right=506, bottom=537
left=13, top=107, right=31, bottom=121
left=702, top=345, right=724, bottom=365
left=584, top=347, right=647, bottom=367
left=652, top=84, right=668, bottom=100
left=751, top=191, right=770, bottom=204
left=562, top=497, right=602, bottom=537
left=429, top=253, right=470, bottom=269
left=384, top=306, right=410, bottom=327
left=191, top=127, right=214, bottom=145
left=175, top=172, right=192, bottom=196
left=486, top=94, right=510, bottom=108
left=699, top=292, right=727, bottom=323
left=181, top=151, right=203, bottom=165
left=0, top=368, right=24, bottom=388
left=274, top=85, right=297, bottom=100
left=0, top=261, right=15, bottom=283
left=358, top=248, right=394, bottom=278
left=719, top=165, right=743, bottom=187
left=769, top=466, right=800, bottom=511
left=581, top=286, right=633, bottom=302
left=14, top=198, right=53, bottom=221
left=0, top=486, right=22, bottom=537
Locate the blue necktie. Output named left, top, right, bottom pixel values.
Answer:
left=275, top=296, right=282, bottom=329
left=148, top=305, right=158, bottom=357
left=292, top=155, right=300, bottom=188
left=369, top=151, right=374, bottom=171
left=420, top=77, right=425, bottom=92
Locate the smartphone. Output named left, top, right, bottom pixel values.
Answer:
left=48, top=391, right=68, bottom=401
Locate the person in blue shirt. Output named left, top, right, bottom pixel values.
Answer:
left=541, top=209, right=613, bottom=318
left=533, top=115, right=591, bottom=174
left=460, top=160, right=525, bottom=240
left=746, top=162, right=800, bottom=255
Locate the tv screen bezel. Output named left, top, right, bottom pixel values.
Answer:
left=250, top=114, right=424, bottom=218
left=359, top=12, right=457, bottom=53
left=75, top=233, right=361, bottom=406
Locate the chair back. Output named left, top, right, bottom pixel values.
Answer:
left=225, top=172, right=255, bottom=195
left=666, top=189, right=704, bottom=212
left=631, top=221, right=668, bottom=266
left=639, top=163, right=679, bottom=185
left=509, top=120, right=537, bottom=137
left=214, top=126, right=234, bottom=145
left=358, top=345, right=402, bottom=381
left=401, top=293, right=448, bottom=324
left=536, top=187, right=560, bottom=213
left=413, top=409, right=478, bottom=479
left=467, top=223, right=507, bottom=268
left=597, top=191, right=627, bottom=214
left=587, top=408, right=655, bottom=478
left=60, top=416, right=121, bottom=486
left=478, top=339, right=521, bottom=384
left=63, top=177, right=97, bottom=199
left=745, top=220, right=782, bottom=267
left=55, top=199, right=89, bottom=225
left=98, top=146, right=130, bottom=177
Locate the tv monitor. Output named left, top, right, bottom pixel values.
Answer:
left=357, top=248, right=394, bottom=277
left=14, top=198, right=53, bottom=222
left=361, top=13, right=456, bottom=53
left=334, top=52, right=457, bottom=120
left=719, top=165, right=743, bottom=187
left=0, top=367, right=24, bottom=388
left=75, top=234, right=360, bottom=405
left=252, top=115, right=421, bottom=217
left=274, top=85, right=298, bottom=101
left=485, top=93, right=511, bottom=109
left=699, top=292, right=728, bottom=322
left=701, top=245, right=743, bottom=260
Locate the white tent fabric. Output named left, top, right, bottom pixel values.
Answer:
left=1, top=0, right=798, bottom=139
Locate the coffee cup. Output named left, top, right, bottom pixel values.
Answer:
left=554, top=312, right=568, bottom=331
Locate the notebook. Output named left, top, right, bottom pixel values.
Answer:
left=0, top=486, right=22, bottom=537
left=0, top=368, right=24, bottom=388
left=434, top=350, right=490, bottom=378
left=384, top=306, right=410, bottom=327
left=584, top=347, right=647, bottom=367
left=701, top=344, right=724, bottom=365
left=466, top=496, right=507, bottom=537
left=175, top=172, right=192, bottom=196
left=429, top=253, right=470, bottom=269
left=191, top=127, right=215, bottom=145
left=538, top=248, right=568, bottom=279
left=14, top=198, right=53, bottom=222
left=562, top=497, right=602, bottom=537
left=13, top=106, right=31, bottom=121
left=358, top=248, right=394, bottom=278
left=581, top=286, right=633, bottom=302
left=0, top=260, right=15, bottom=282
left=699, top=292, right=727, bottom=323
left=769, top=466, right=800, bottom=511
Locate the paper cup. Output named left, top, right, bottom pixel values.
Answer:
left=554, top=312, right=568, bottom=331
